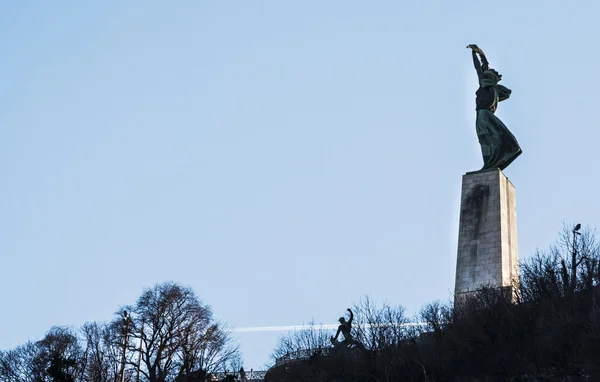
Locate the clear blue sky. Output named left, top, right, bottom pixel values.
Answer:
left=2, top=0, right=599, bottom=371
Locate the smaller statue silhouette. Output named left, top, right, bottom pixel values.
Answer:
left=330, top=308, right=361, bottom=349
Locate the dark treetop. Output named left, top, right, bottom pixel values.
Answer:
left=467, top=44, right=522, bottom=172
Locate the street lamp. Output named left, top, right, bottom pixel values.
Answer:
left=569, top=223, right=582, bottom=294
left=136, top=319, right=144, bottom=382
left=120, top=310, right=131, bottom=382
left=573, top=223, right=582, bottom=262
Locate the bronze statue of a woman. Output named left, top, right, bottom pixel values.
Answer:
left=467, top=44, right=522, bottom=171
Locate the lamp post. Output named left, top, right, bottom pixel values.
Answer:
left=135, top=319, right=144, bottom=382
left=573, top=223, right=582, bottom=244
left=120, top=310, right=131, bottom=382
left=570, top=224, right=582, bottom=294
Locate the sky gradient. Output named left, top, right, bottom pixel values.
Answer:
left=2, top=1, right=600, bottom=370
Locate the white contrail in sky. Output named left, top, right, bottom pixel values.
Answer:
left=232, top=323, right=426, bottom=333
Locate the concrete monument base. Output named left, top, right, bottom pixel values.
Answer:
left=455, top=169, right=519, bottom=302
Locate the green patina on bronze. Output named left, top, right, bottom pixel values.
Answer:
left=467, top=44, right=522, bottom=171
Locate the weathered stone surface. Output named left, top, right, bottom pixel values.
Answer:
left=455, top=169, right=519, bottom=299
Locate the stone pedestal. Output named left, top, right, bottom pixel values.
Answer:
left=455, top=169, right=519, bottom=301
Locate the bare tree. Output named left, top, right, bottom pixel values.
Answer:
left=268, top=298, right=427, bottom=381
left=519, top=249, right=564, bottom=302
left=0, top=341, right=39, bottom=382
left=0, top=327, right=84, bottom=382
left=127, top=282, right=239, bottom=382
left=36, top=326, right=83, bottom=382
left=351, top=296, right=414, bottom=351
left=352, top=297, right=426, bottom=381
left=520, top=223, right=600, bottom=302
left=1, top=283, right=238, bottom=382
left=419, top=299, right=452, bottom=343
left=80, top=321, right=126, bottom=382
left=270, top=319, right=331, bottom=364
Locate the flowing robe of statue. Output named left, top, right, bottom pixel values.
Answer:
left=468, top=45, right=522, bottom=171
